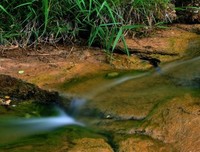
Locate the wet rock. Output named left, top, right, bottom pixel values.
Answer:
left=0, top=74, right=59, bottom=104
left=162, top=55, right=200, bottom=88
left=174, top=76, right=200, bottom=88
left=68, top=138, right=114, bottom=152
left=118, top=135, right=175, bottom=152
left=138, top=95, right=200, bottom=152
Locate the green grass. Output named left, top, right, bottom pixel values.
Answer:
left=0, top=0, right=173, bottom=54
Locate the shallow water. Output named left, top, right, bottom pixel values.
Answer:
left=0, top=52, right=200, bottom=151
left=77, top=57, right=199, bottom=121
left=0, top=107, right=83, bottom=145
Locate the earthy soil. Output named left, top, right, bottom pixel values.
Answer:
left=0, top=24, right=199, bottom=89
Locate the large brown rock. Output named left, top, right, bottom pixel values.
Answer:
left=137, top=94, right=200, bottom=152
left=68, top=138, right=114, bottom=152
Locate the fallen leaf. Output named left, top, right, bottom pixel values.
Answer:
left=18, top=70, right=24, bottom=74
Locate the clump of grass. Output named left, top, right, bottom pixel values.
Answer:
left=0, top=0, right=174, bottom=54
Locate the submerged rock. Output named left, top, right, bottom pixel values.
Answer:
left=174, top=76, right=200, bottom=88
left=106, top=72, right=120, bottom=78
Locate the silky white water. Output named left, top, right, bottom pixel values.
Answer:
left=0, top=107, right=83, bottom=144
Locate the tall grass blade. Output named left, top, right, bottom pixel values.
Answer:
left=112, top=28, right=122, bottom=52
left=0, top=5, right=13, bottom=20
left=42, top=0, right=49, bottom=33
left=14, top=2, right=33, bottom=9
left=121, top=35, right=129, bottom=56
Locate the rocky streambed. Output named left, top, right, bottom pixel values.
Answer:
left=0, top=25, right=200, bottom=152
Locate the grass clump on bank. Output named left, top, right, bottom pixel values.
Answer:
left=0, top=0, right=174, bottom=54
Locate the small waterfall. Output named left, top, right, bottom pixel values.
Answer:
left=0, top=107, right=83, bottom=144
left=13, top=107, right=84, bottom=129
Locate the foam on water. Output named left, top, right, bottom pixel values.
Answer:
left=14, top=108, right=84, bottom=130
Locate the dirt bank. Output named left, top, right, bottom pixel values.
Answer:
left=0, top=24, right=199, bottom=89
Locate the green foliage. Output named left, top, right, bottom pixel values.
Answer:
left=0, top=0, right=172, bottom=54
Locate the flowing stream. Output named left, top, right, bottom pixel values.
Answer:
left=0, top=50, right=199, bottom=151
left=68, top=55, right=200, bottom=118
left=0, top=107, right=83, bottom=144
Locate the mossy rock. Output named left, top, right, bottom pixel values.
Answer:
left=106, top=72, right=120, bottom=78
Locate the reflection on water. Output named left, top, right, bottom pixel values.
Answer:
left=0, top=107, right=83, bottom=144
